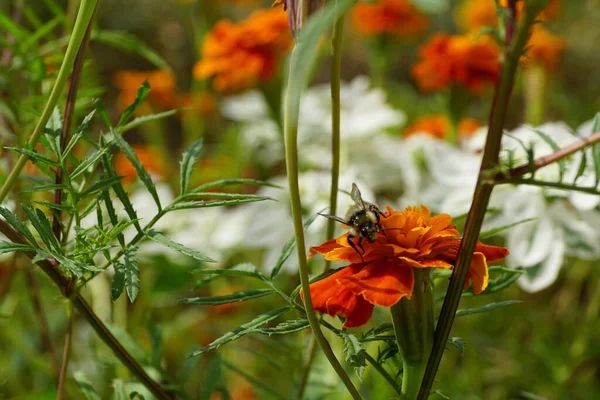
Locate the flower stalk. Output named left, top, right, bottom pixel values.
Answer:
left=391, top=268, right=434, bottom=400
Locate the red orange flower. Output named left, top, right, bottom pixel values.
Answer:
left=351, top=0, right=428, bottom=37
left=524, top=25, right=565, bottom=71
left=411, top=33, right=501, bottom=93
left=114, top=69, right=177, bottom=112
left=302, top=205, right=509, bottom=327
left=194, top=9, right=292, bottom=93
left=403, top=115, right=482, bottom=139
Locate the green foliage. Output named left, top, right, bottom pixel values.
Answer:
left=180, top=139, right=203, bottom=195
left=146, top=229, right=215, bottom=262
left=180, top=289, right=277, bottom=305
left=342, top=332, right=368, bottom=381
left=271, top=213, right=319, bottom=279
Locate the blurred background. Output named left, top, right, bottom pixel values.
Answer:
left=1, top=0, right=600, bottom=399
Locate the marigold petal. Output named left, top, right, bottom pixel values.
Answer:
left=419, top=259, right=453, bottom=269
left=465, top=252, right=489, bottom=294
left=309, top=238, right=342, bottom=259
left=329, top=291, right=375, bottom=328
left=338, top=260, right=414, bottom=307
left=300, top=264, right=361, bottom=315
left=475, top=242, right=510, bottom=262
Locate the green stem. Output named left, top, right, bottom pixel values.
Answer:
left=0, top=0, right=99, bottom=203
left=324, top=16, right=344, bottom=272
left=284, top=46, right=362, bottom=400
left=391, top=268, right=433, bottom=400
left=418, top=4, right=540, bottom=398
left=56, top=305, right=74, bottom=400
left=523, top=63, right=547, bottom=126
left=363, top=352, right=403, bottom=397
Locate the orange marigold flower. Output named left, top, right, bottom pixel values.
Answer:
left=194, top=9, right=292, bottom=93
left=403, top=115, right=482, bottom=139
left=456, top=0, right=561, bottom=32
left=114, top=145, right=166, bottom=183
left=524, top=25, right=565, bottom=71
left=301, top=205, right=509, bottom=328
left=175, top=92, right=217, bottom=118
left=114, top=69, right=177, bottom=112
left=351, top=0, right=428, bottom=37
left=411, top=33, right=501, bottom=93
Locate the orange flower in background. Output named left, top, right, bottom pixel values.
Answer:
left=403, top=115, right=482, bottom=139
left=302, top=205, right=509, bottom=328
left=194, top=9, right=292, bottom=93
left=351, top=0, right=428, bottom=37
left=524, top=25, right=565, bottom=71
left=175, top=92, right=217, bottom=118
left=456, top=0, right=561, bottom=32
left=114, top=69, right=177, bottom=112
left=114, top=146, right=166, bottom=183
left=411, top=33, right=500, bottom=93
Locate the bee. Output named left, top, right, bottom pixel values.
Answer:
left=319, top=183, right=386, bottom=259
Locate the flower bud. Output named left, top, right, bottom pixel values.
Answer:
left=272, top=0, right=324, bottom=38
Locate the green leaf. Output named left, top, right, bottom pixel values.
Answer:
left=110, top=128, right=161, bottom=210
left=178, top=192, right=274, bottom=202
left=0, top=11, right=28, bottom=40
left=0, top=241, right=36, bottom=254
left=455, top=300, right=521, bottom=317
left=74, top=371, right=102, bottom=400
left=251, top=319, right=310, bottom=336
left=447, top=337, right=466, bottom=354
left=180, top=289, right=276, bottom=305
left=114, top=247, right=140, bottom=302
left=62, top=110, right=96, bottom=160
left=101, top=189, right=125, bottom=247
left=92, top=30, right=171, bottom=70
left=0, top=207, right=38, bottom=246
left=180, top=139, right=203, bottom=195
left=23, top=183, right=68, bottom=193
left=112, top=379, right=129, bottom=400
left=479, top=217, right=535, bottom=238
left=573, top=151, right=587, bottom=185
left=146, top=229, right=215, bottom=262
left=342, top=332, right=367, bottom=381
left=117, top=80, right=150, bottom=126
left=6, top=147, right=60, bottom=167
left=79, top=176, right=123, bottom=199
left=193, top=263, right=265, bottom=287
left=167, top=197, right=270, bottom=211
left=201, top=353, right=222, bottom=400
left=534, top=129, right=565, bottom=180
left=70, top=147, right=109, bottom=179
left=592, top=112, right=600, bottom=184
left=93, top=99, right=113, bottom=128
left=117, top=109, right=181, bottom=135
left=188, top=306, right=292, bottom=357
left=111, top=260, right=125, bottom=301
left=22, top=206, right=61, bottom=252
left=271, top=213, right=318, bottom=279
left=33, top=201, right=75, bottom=212
left=179, top=346, right=202, bottom=385
left=191, top=178, right=281, bottom=193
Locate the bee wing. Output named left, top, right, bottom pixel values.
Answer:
left=350, top=183, right=366, bottom=209
left=318, top=213, right=349, bottom=225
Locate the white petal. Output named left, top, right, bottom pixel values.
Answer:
left=517, top=227, right=565, bottom=292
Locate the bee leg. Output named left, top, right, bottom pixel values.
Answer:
left=347, top=235, right=364, bottom=262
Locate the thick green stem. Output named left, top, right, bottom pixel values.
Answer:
left=418, top=4, right=541, bottom=398
left=284, top=46, right=362, bottom=400
left=0, top=0, right=98, bottom=203
left=325, top=16, right=344, bottom=270
left=391, top=268, right=433, bottom=400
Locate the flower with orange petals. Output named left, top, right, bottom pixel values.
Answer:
left=404, top=115, right=482, bottom=139
left=114, top=146, right=167, bottom=183
left=524, top=25, right=565, bottom=71
left=194, top=9, right=293, bottom=93
left=411, top=33, right=501, bottom=93
left=114, top=69, right=177, bottom=112
left=301, top=205, right=509, bottom=327
left=351, top=0, right=428, bottom=37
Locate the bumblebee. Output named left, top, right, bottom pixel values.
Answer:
left=319, top=183, right=386, bottom=259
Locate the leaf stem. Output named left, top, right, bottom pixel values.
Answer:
left=418, top=4, right=539, bottom=398
left=284, top=43, right=362, bottom=400
left=363, top=352, right=403, bottom=398
left=0, top=0, right=99, bottom=203
left=56, top=305, right=74, bottom=400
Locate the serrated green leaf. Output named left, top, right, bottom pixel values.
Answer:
left=573, top=151, right=588, bottom=185
left=271, top=213, right=318, bottom=279
left=23, top=183, right=68, bottom=193
left=93, top=99, right=113, bottom=128
left=0, top=207, right=38, bottom=246
left=191, top=179, right=281, bottom=193
left=447, top=337, right=466, bottom=354
left=79, top=176, right=123, bottom=199
left=180, top=139, right=203, bottom=195
left=188, top=306, right=292, bottom=357
left=101, top=189, right=125, bottom=247
left=115, top=246, right=140, bottom=302
left=180, top=289, right=275, bottom=306
left=117, top=109, right=181, bottom=135
left=167, top=197, right=270, bottom=211
left=480, top=217, right=535, bottom=238
left=179, top=192, right=274, bottom=202
left=70, top=147, right=110, bottom=178
left=74, top=371, right=102, bottom=400
left=92, top=30, right=171, bottom=71
left=534, top=129, right=565, bottom=180
left=0, top=241, right=36, bottom=254
left=110, top=128, right=161, bottom=210
left=33, top=201, right=75, bottom=212
left=251, top=319, right=310, bottom=336
left=117, top=80, right=150, bottom=126
left=146, top=229, right=215, bottom=262
left=342, top=332, right=367, bottom=381
left=22, top=206, right=61, bottom=252
left=111, top=260, right=125, bottom=301
left=6, top=147, right=60, bottom=167
left=456, top=300, right=521, bottom=317
left=62, top=110, right=96, bottom=160
left=192, top=263, right=264, bottom=287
